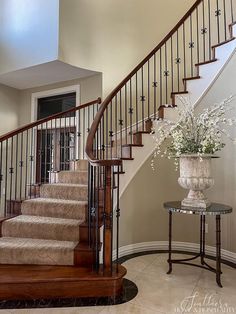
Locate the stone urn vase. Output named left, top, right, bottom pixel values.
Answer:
left=178, top=154, right=214, bottom=209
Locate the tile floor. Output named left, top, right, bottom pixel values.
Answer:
left=0, top=253, right=235, bottom=314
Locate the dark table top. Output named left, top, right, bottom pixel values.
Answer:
left=164, top=201, right=232, bottom=215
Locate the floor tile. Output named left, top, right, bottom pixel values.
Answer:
left=99, top=302, right=164, bottom=314
left=0, top=307, right=105, bottom=314
left=0, top=253, right=235, bottom=314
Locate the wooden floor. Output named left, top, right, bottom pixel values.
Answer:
left=0, top=264, right=126, bottom=300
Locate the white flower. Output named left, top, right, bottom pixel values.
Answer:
left=151, top=95, right=236, bottom=170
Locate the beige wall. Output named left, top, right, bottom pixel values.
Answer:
left=120, top=52, right=236, bottom=253
left=59, top=0, right=195, bottom=97
left=18, top=73, right=102, bottom=126
left=0, top=84, right=19, bottom=135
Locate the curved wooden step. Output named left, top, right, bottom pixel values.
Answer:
left=0, top=264, right=126, bottom=300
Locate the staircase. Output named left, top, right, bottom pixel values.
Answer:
left=0, top=0, right=235, bottom=301
left=0, top=160, right=88, bottom=266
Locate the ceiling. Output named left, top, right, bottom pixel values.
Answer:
left=0, top=60, right=98, bottom=90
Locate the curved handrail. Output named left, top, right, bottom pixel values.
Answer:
left=85, top=0, right=203, bottom=166
left=0, top=98, right=101, bottom=142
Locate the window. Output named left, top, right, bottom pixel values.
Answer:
left=37, top=92, right=76, bottom=120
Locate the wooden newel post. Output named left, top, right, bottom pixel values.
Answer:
left=104, top=165, right=113, bottom=272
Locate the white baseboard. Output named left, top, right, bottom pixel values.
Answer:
left=113, top=241, right=236, bottom=264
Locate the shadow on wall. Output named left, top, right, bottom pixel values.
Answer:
left=119, top=51, right=236, bottom=254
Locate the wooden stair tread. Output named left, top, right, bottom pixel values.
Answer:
left=121, top=157, right=134, bottom=160
left=195, top=59, right=218, bottom=66
left=132, top=131, right=150, bottom=135
left=212, top=37, right=235, bottom=49
left=229, top=21, right=236, bottom=28
left=159, top=104, right=176, bottom=108
left=171, top=91, right=188, bottom=96
left=122, top=144, right=144, bottom=147
left=183, top=76, right=201, bottom=81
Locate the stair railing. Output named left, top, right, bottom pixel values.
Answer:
left=86, top=0, right=236, bottom=273
left=0, top=98, right=101, bottom=217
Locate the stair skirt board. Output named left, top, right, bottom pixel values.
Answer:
left=114, top=241, right=236, bottom=265
left=0, top=264, right=126, bottom=300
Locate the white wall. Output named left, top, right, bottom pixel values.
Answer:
left=0, top=0, right=59, bottom=75
left=119, top=51, right=236, bottom=253
left=0, top=84, right=19, bottom=135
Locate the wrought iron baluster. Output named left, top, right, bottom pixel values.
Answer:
left=110, top=100, right=113, bottom=159
left=105, top=107, right=109, bottom=160
left=116, top=169, right=120, bottom=272
left=216, top=0, right=221, bottom=44
left=147, top=60, right=150, bottom=119
left=129, top=79, right=133, bottom=143
left=63, top=115, right=66, bottom=170
left=29, top=128, right=34, bottom=198
left=73, top=111, right=76, bottom=170
left=202, top=1, right=206, bottom=62
left=223, top=0, right=227, bottom=41
left=190, top=13, right=194, bottom=77
left=15, top=134, right=18, bottom=200
left=140, top=67, right=144, bottom=131
left=0, top=142, right=3, bottom=213
left=95, top=166, right=99, bottom=271
left=176, top=29, right=180, bottom=91
left=4, top=139, right=8, bottom=216
left=88, top=164, right=92, bottom=247
left=230, top=0, right=234, bottom=23
left=154, top=53, right=157, bottom=119
left=135, top=72, right=138, bottom=132
left=51, top=119, right=54, bottom=174
left=164, top=42, right=168, bottom=104
left=24, top=130, right=29, bottom=199
left=170, top=36, right=174, bottom=93
left=125, top=83, right=128, bottom=144
left=183, top=22, right=187, bottom=79
left=196, top=6, right=200, bottom=64
left=9, top=137, right=14, bottom=215
left=119, top=90, right=123, bottom=157
left=208, top=0, right=212, bottom=60
left=20, top=133, right=24, bottom=199
left=160, top=47, right=162, bottom=106
left=115, top=95, right=118, bottom=157
left=44, top=122, right=48, bottom=182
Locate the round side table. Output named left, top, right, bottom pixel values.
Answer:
left=164, top=201, right=233, bottom=288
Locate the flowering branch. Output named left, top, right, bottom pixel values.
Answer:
left=151, top=95, right=236, bottom=171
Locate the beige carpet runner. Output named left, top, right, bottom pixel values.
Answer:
left=0, top=160, right=88, bottom=266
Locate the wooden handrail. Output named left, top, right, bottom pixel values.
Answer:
left=0, top=98, right=101, bottom=142
left=85, top=0, right=203, bottom=166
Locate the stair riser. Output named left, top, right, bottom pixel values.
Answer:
left=57, top=172, right=88, bottom=185
left=2, top=221, right=80, bottom=242
left=79, top=222, right=103, bottom=243
left=0, top=246, right=74, bottom=266
left=70, top=160, right=88, bottom=171
left=74, top=247, right=95, bottom=267
left=133, top=133, right=143, bottom=145
left=21, top=201, right=86, bottom=220
left=40, top=185, right=88, bottom=201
